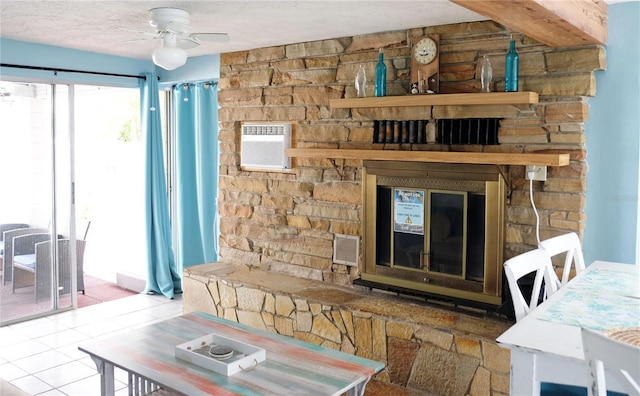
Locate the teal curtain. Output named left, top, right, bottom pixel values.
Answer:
left=174, top=82, right=218, bottom=268
left=141, top=73, right=181, bottom=298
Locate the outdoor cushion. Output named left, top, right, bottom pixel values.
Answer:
left=13, top=254, right=36, bottom=270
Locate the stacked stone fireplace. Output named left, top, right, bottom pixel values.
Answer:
left=183, top=20, right=605, bottom=394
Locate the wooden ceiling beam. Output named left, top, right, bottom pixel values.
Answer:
left=450, top=0, right=608, bottom=47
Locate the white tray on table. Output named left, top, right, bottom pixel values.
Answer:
left=175, top=332, right=266, bottom=376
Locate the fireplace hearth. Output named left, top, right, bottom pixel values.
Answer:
left=359, top=161, right=506, bottom=310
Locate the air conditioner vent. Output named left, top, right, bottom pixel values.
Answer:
left=241, top=123, right=291, bottom=170
left=242, top=124, right=289, bottom=136
left=333, top=234, right=360, bottom=267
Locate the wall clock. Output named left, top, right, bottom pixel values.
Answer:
left=411, top=34, right=440, bottom=94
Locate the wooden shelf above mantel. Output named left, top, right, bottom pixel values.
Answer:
left=287, top=148, right=570, bottom=167
left=330, top=92, right=539, bottom=109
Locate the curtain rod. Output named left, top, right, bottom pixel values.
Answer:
left=0, top=63, right=150, bottom=80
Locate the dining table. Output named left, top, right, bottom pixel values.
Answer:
left=496, top=260, right=640, bottom=395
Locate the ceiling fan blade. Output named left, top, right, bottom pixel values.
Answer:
left=178, top=37, right=200, bottom=50
left=116, top=26, right=158, bottom=38
left=191, top=33, right=230, bottom=43
left=122, top=37, right=160, bottom=44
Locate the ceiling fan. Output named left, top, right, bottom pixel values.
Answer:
left=132, top=7, right=230, bottom=70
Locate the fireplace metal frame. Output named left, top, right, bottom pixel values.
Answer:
left=361, top=160, right=506, bottom=307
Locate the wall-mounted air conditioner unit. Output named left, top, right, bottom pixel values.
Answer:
left=241, top=123, right=292, bottom=170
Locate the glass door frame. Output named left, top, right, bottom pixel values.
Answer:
left=0, top=80, right=77, bottom=326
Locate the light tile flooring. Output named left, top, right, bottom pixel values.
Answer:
left=0, top=293, right=183, bottom=395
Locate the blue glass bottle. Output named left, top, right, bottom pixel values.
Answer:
left=375, top=49, right=386, bottom=97
left=505, top=37, right=519, bottom=92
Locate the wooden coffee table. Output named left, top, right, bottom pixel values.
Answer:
left=79, top=311, right=385, bottom=395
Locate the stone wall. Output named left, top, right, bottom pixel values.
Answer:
left=183, top=263, right=512, bottom=395
left=204, top=20, right=606, bottom=395
left=217, top=20, right=605, bottom=282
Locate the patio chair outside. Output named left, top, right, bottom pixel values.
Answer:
left=2, top=227, right=49, bottom=285
left=0, top=223, right=29, bottom=281
left=35, top=239, right=86, bottom=303
left=12, top=233, right=55, bottom=291
left=0, top=223, right=29, bottom=254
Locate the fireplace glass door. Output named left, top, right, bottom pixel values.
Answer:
left=426, top=191, right=466, bottom=276
left=382, top=188, right=484, bottom=281
left=363, top=161, right=504, bottom=308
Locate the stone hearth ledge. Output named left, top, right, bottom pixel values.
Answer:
left=183, top=262, right=514, bottom=395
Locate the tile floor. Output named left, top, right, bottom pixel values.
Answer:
left=0, top=293, right=183, bottom=395
left=1, top=274, right=138, bottom=323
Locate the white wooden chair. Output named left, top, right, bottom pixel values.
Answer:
left=504, top=248, right=558, bottom=322
left=581, top=327, right=640, bottom=396
left=540, top=232, right=586, bottom=287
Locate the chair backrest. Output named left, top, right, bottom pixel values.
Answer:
left=503, top=248, right=558, bottom=322
left=581, top=327, right=640, bottom=396
left=0, top=223, right=29, bottom=242
left=540, top=232, right=586, bottom=286
left=35, top=239, right=87, bottom=301
left=2, top=228, right=49, bottom=284
left=13, top=233, right=53, bottom=255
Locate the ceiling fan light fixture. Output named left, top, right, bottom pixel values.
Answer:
left=152, top=35, right=187, bottom=70
left=143, top=8, right=228, bottom=70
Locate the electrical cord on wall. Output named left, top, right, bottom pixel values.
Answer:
left=529, top=171, right=541, bottom=246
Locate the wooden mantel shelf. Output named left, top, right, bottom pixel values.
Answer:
left=330, top=92, right=539, bottom=109
left=287, top=148, right=570, bottom=167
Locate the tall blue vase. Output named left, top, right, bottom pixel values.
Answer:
left=505, top=38, right=519, bottom=92
left=375, top=49, right=386, bottom=97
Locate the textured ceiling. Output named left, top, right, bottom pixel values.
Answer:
left=0, top=1, right=489, bottom=62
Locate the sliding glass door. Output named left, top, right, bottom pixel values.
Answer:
left=1, top=80, right=145, bottom=325
left=0, top=81, right=75, bottom=324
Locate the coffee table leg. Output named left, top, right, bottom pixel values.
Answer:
left=89, top=355, right=115, bottom=396
left=347, top=378, right=370, bottom=396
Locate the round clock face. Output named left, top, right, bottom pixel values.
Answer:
left=413, top=37, right=437, bottom=65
